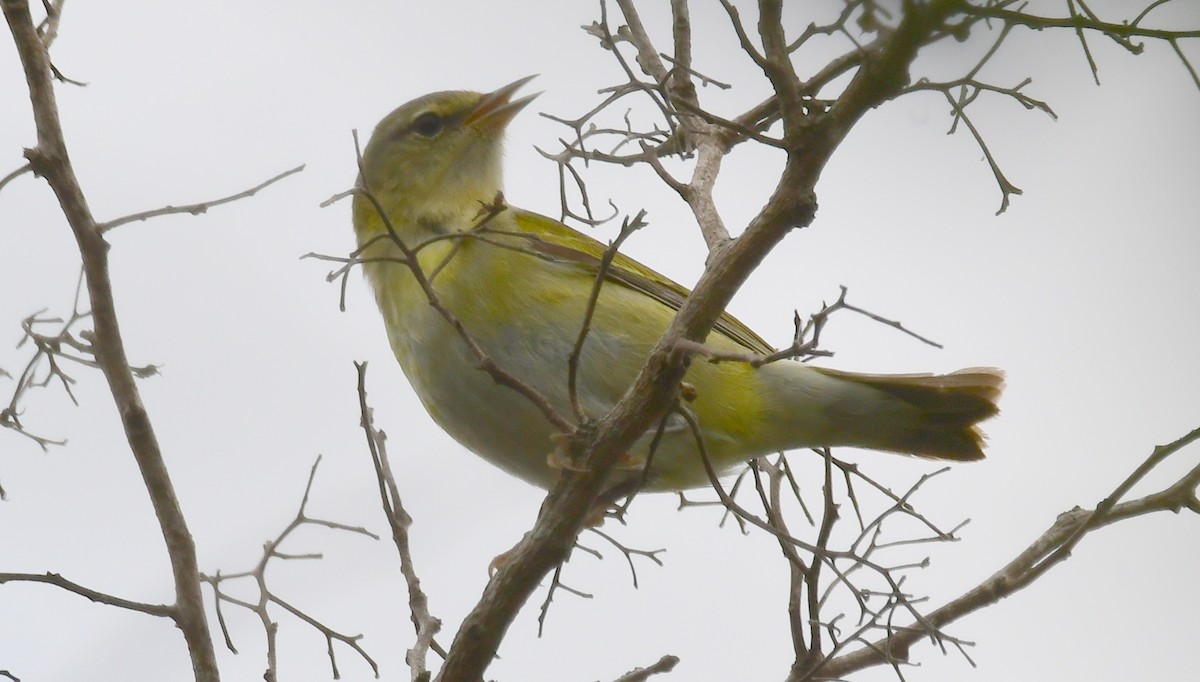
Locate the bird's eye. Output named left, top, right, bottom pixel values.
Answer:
left=411, top=111, right=443, bottom=138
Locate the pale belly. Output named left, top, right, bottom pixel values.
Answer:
left=368, top=252, right=758, bottom=493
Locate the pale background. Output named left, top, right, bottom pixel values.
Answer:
left=2, top=1, right=1198, bottom=681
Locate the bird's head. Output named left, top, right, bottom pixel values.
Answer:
left=356, top=76, right=538, bottom=229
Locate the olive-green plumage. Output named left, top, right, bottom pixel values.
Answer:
left=352, top=77, right=1003, bottom=492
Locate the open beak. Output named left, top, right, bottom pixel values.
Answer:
left=464, top=75, right=540, bottom=131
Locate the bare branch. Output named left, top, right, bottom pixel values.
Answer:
left=614, top=0, right=672, bottom=85
left=790, top=0, right=868, bottom=52
left=950, top=73, right=1054, bottom=112
left=536, top=142, right=620, bottom=226
left=943, top=89, right=1023, bottom=215
left=814, top=426, right=1200, bottom=678
left=586, top=526, right=666, bottom=589
left=757, top=0, right=806, bottom=130
left=673, top=97, right=784, bottom=148
left=554, top=0, right=734, bottom=249
left=535, top=554, right=596, bottom=637
left=1009, top=426, right=1200, bottom=587
left=610, top=655, right=681, bottom=682
left=0, top=162, right=31, bottom=193
left=99, top=165, right=305, bottom=233
left=568, top=210, right=648, bottom=420
left=201, top=456, right=381, bottom=681
left=804, top=449, right=840, bottom=665
left=0, top=571, right=173, bottom=617
left=32, top=0, right=62, bottom=43
left=1, top=274, right=97, bottom=450
left=677, top=285, right=942, bottom=368
left=749, top=458, right=811, bottom=661
left=1132, top=0, right=1175, bottom=27
left=658, top=53, right=731, bottom=90
left=1067, top=0, right=1102, bottom=84
left=684, top=419, right=962, bottom=676
left=964, top=4, right=1200, bottom=44
left=1170, top=37, right=1200, bottom=90
left=2, top=2, right=217, bottom=676
left=272, top=595, right=378, bottom=680
left=717, top=0, right=768, bottom=69
left=355, top=362, right=446, bottom=674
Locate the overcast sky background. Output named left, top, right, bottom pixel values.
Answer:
left=2, top=1, right=1199, bottom=681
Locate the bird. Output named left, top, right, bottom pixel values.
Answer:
left=350, top=76, right=1003, bottom=496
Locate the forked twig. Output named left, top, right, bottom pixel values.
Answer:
left=200, top=456, right=380, bottom=681
left=677, top=285, right=942, bottom=368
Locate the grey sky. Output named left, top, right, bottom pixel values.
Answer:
left=2, top=2, right=1198, bottom=681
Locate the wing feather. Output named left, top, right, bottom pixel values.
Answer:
left=501, top=209, right=774, bottom=356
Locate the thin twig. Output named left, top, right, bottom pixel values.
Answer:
left=100, top=165, right=305, bottom=233
left=567, top=210, right=647, bottom=421
left=962, top=5, right=1200, bottom=45
left=0, top=162, right=31, bottom=192
left=1, top=274, right=101, bottom=450
left=943, top=89, right=1023, bottom=215
left=354, top=362, right=445, bottom=673
left=0, top=572, right=174, bottom=617
left=1067, top=0, right=1102, bottom=85
left=677, top=285, right=942, bottom=368
left=536, top=558, right=595, bottom=637
left=750, top=458, right=810, bottom=661
left=587, top=526, right=666, bottom=589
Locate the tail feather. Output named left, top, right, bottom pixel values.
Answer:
left=813, top=366, right=1005, bottom=461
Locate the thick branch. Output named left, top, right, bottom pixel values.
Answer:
left=3, top=1, right=218, bottom=678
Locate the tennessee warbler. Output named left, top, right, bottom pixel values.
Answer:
left=351, top=77, right=1002, bottom=492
